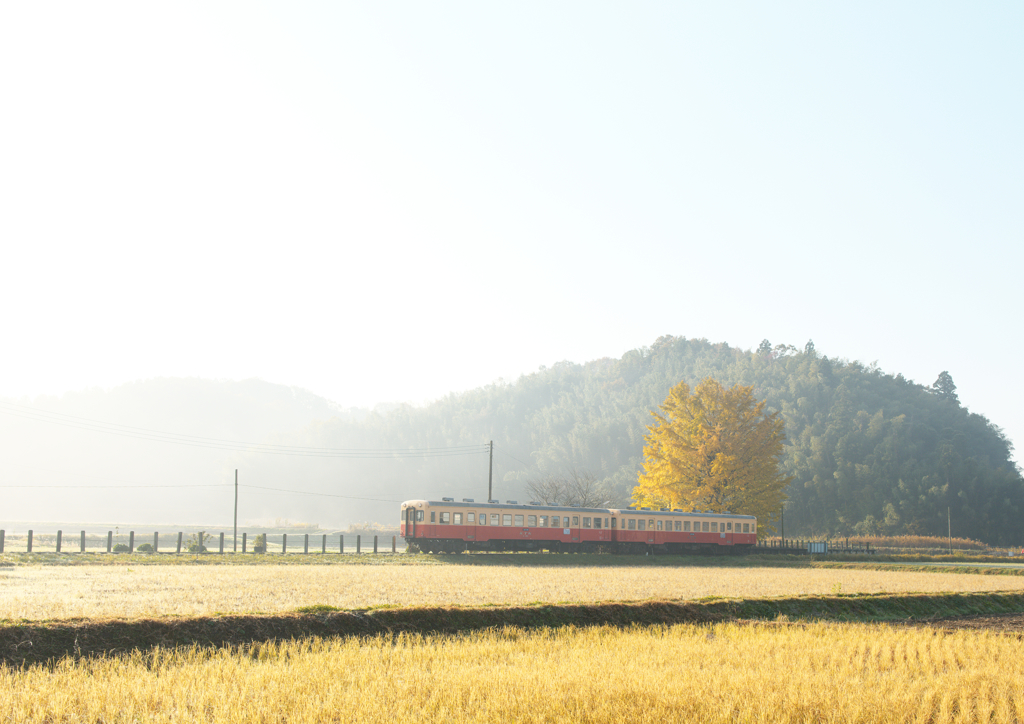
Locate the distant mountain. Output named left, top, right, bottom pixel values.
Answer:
left=0, top=378, right=366, bottom=526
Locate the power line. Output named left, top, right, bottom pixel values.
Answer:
left=0, top=483, right=231, bottom=489
left=0, top=401, right=489, bottom=458
left=239, top=484, right=402, bottom=504
left=494, top=445, right=533, bottom=469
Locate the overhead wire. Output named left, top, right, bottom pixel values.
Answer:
left=0, top=483, right=231, bottom=489
left=494, top=444, right=533, bottom=469
left=239, top=484, right=402, bottom=504
left=0, top=401, right=489, bottom=458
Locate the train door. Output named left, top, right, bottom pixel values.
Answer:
left=406, top=507, right=416, bottom=539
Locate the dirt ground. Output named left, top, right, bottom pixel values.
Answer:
left=918, top=613, right=1024, bottom=633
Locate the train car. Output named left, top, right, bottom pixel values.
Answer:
left=400, top=498, right=757, bottom=554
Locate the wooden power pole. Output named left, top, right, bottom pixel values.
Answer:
left=233, top=469, right=238, bottom=552
left=488, top=440, right=493, bottom=502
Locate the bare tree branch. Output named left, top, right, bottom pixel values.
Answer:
left=525, top=468, right=610, bottom=508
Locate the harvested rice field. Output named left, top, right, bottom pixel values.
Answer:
left=3, top=561, right=1024, bottom=620
left=4, top=622, right=1024, bottom=723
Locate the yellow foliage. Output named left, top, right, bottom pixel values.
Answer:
left=634, top=377, right=791, bottom=533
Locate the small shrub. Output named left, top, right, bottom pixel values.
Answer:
left=136, top=543, right=154, bottom=553
left=252, top=534, right=267, bottom=554
left=185, top=533, right=208, bottom=554
left=112, top=543, right=131, bottom=553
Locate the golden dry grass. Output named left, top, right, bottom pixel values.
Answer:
left=3, top=563, right=1024, bottom=620
left=3, top=622, right=1024, bottom=722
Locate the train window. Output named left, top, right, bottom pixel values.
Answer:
left=491, top=514, right=500, bottom=525
left=628, top=519, right=636, bottom=530
left=711, top=522, right=718, bottom=533
left=683, top=521, right=690, bottom=532
left=539, top=516, right=548, bottom=527
left=440, top=512, right=450, bottom=524
left=582, top=517, right=591, bottom=528
left=503, top=514, right=512, bottom=526
left=648, top=520, right=654, bottom=530
left=527, top=515, right=537, bottom=527
left=638, top=520, right=645, bottom=531
left=675, top=521, right=681, bottom=532
left=514, top=515, right=524, bottom=526
left=551, top=516, right=560, bottom=527
left=416, top=510, right=424, bottom=522
left=656, top=520, right=662, bottom=531
left=572, top=516, right=579, bottom=526
left=611, top=518, right=617, bottom=529
left=726, top=522, right=732, bottom=531
left=455, top=513, right=463, bottom=525
left=594, top=518, right=602, bottom=529
left=431, top=511, right=436, bottom=523
left=477, top=514, right=484, bottom=526
left=467, top=513, right=475, bottom=524
left=744, top=523, right=750, bottom=533
left=702, top=522, right=709, bottom=532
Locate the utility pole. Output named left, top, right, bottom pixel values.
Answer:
left=233, top=469, right=239, bottom=552
left=948, top=506, right=952, bottom=555
left=780, top=504, right=784, bottom=543
left=488, top=440, right=493, bottom=502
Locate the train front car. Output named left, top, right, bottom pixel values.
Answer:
left=401, top=498, right=615, bottom=553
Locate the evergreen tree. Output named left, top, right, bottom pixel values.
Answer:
left=932, top=371, right=960, bottom=405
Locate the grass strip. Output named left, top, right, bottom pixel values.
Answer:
left=4, top=590, right=1024, bottom=667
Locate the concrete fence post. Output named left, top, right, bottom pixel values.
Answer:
left=129, top=531, right=134, bottom=553
left=154, top=532, right=159, bottom=552
left=392, top=536, right=396, bottom=553
left=304, top=533, right=309, bottom=554
left=356, top=535, right=361, bottom=554
left=219, top=532, right=224, bottom=554
left=242, top=532, right=247, bottom=553
left=339, top=535, right=344, bottom=554
left=80, top=530, right=85, bottom=553
left=27, top=530, right=33, bottom=553
left=282, top=533, right=287, bottom=554
left=56, top=530, right=62, bottom=553
left=107, top=531, right=113, bottom=553
left=0, top=530, right=4, bottom=554
left=321, top=534, right=326, bottom=554
left=176, top=532, right=183, bottom=554
left=373, top=535, right=378, bottom=554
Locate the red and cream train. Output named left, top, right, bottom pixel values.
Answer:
left=400, top=498, right=757, bottom=554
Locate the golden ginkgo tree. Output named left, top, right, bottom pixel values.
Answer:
left=633, top=377, right=790, bottom=532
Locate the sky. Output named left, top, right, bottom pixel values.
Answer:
left=1, top=3, right=1022, bottom=457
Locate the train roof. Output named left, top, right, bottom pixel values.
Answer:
left=401, top=499, right=755, bottom=519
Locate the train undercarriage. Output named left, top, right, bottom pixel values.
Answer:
left=406, top=538, right=756, bottom=555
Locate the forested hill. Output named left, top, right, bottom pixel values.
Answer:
left=291, top=336, right=1021, bottom=544
left=5, top=339, right=1020, bottom=544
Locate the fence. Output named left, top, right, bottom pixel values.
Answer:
left=756, top=538, right=874, bottom=555
left=0, top=529, right=406, bottom=555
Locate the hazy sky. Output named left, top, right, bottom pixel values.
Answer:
left=2, top=3, right=1022, bottom=456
